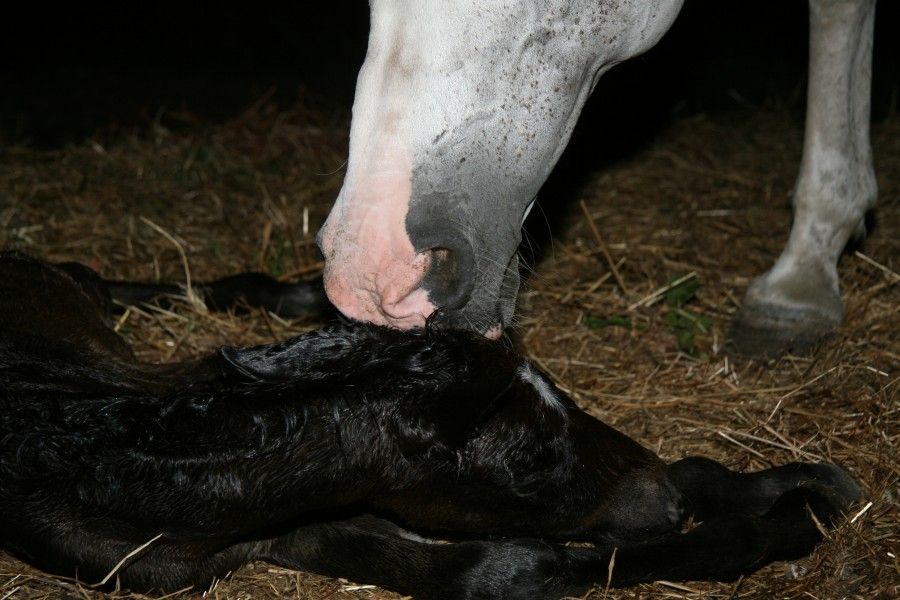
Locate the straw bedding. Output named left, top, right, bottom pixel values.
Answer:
left=0, top=96, right=896, bottom=599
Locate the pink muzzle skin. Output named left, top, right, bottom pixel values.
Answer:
left=321, top=256, right=436, bottom=329
left=317, top=160, right=439, bottom=329
left=319, top=213, right=504, bottom=337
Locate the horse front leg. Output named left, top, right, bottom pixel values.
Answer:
left=731, top=0, right=877, bottom=356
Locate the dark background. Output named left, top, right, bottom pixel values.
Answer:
left=1, top=1, right=897, bottom=148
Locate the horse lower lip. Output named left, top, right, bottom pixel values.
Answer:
left=380, top=312, right=428, bottom=328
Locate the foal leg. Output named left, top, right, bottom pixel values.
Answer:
left=2, top=520, right=260, bottom=594
left=606, top=481, right=854, bottom=587
left=263, top=481, right=855, bottom=600
left=58, top=261, right=308, bottom=321
left=264, top=514, right=619, bottom=600
left=731, top=0, right=877, bottom=356
left=56, top=260, right=331, bottom=319
left=666, top=456, right=861, bottom=521
left=104, top=274, right=330, bottom=318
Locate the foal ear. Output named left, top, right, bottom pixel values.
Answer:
left=217, top=346, right=265, bottom=380
left=214, top=329, right=360, bottom=382
left=217, top=344, right=300, bottom=381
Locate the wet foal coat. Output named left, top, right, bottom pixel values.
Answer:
left=0, top=252, right=859, bottom=598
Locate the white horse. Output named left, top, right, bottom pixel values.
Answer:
left=317, top=0, right=877, bottom=354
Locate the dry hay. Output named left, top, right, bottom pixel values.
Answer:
left=0, top=95, right=897, bottom=600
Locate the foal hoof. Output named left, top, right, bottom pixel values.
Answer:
left=768, top=464, right=861, bottom=528
left=727, top=302, right=840, bottom=358
left=804, top=463, right=862, bottom=512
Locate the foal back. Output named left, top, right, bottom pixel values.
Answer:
left=0, top=251, right=133, bottom=361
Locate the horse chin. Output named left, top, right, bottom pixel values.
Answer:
left=428, top=306, right=497, bottom=336
left=429, top=254, right=519, bottom=339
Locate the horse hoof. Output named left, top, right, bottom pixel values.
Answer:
left=727, top=301, right=840, bottom=358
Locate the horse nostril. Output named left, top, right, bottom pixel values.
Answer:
left=423, top=241, right=475, bottom=311
left=429, top=249, right=456, bottom=287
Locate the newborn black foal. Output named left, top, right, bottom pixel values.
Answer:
left=0, top=252, right=859, bottom=599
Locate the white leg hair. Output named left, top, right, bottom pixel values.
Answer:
left=732, top=0, right=877, bottom=355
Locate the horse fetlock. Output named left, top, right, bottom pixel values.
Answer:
left=729, top=258, right=843, bottom=357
